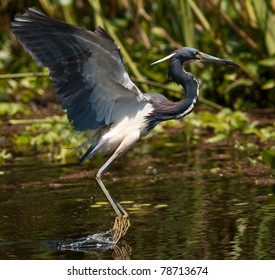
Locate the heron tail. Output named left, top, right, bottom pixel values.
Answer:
left=78, top=143, right=97, bottom=164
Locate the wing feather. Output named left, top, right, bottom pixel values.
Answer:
left=11, top=8, right=147, bottom=131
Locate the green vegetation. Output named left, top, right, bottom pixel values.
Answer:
left=0, top=0, right=274, bottom=168
left=12, top=115, right=88, bottom=160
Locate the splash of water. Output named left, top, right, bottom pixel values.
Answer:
left=58, top=230, right=115, bottom=251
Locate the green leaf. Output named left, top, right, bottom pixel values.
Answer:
left=0, top=102, right=30, bottom=117
left=261, top=79, right=275, bottom=90
left=258, top=57, right=275, bottom=67
left=261, top=147, right=275, bottom=169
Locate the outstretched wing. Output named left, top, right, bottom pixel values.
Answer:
left=11, top=8, right=147, bottom=131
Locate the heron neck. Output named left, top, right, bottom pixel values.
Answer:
left=146, top=58, right=200, bottom=131
left=167, top=58, right=199, bottom=119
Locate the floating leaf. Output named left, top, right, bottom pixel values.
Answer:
left=90, top=205, right=103, bottom=208
left=119, top=201, right=135, bottom=205
left=138, top=203, right=152, bottom=207
left=154, top=204, right=168, bottom=209
left=126, top=207, right=140, bottom=212
left=96, top=201, right=109, bottom=205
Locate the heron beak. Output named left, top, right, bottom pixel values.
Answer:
left=197, top=52, right=239, bottom=67
left=151, top=53, right=176, bottom=65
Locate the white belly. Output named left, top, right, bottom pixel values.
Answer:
left=95, top=101, right=154, bottom=155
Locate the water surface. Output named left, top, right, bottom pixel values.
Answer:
left=0, top=142, right=274, bottom=259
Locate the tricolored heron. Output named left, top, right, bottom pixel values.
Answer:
left=11, top=8, right=238, bottom=243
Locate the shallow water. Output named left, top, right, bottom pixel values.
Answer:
left=0, top=142, right=274, bottom=260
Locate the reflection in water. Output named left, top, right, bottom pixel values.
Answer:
left=255, top=198, right=275, bottom=259
left=229, top=217, right=248, bottom=259
left=0, top=145, right=274, bottom=259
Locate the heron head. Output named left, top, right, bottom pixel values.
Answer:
left=151, top=47, right=238, bottom=67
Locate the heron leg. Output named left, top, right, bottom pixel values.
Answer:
left=96, top=165, right=130, bottom=244
left=95, top=132, right=140, bottom=243
left=95, top=173, right=125, bottom=217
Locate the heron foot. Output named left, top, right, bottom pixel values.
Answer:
left=112, top=215, right=130, bottom=244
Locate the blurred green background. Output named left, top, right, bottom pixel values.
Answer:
left=0, top=0, right=274, bottom=164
